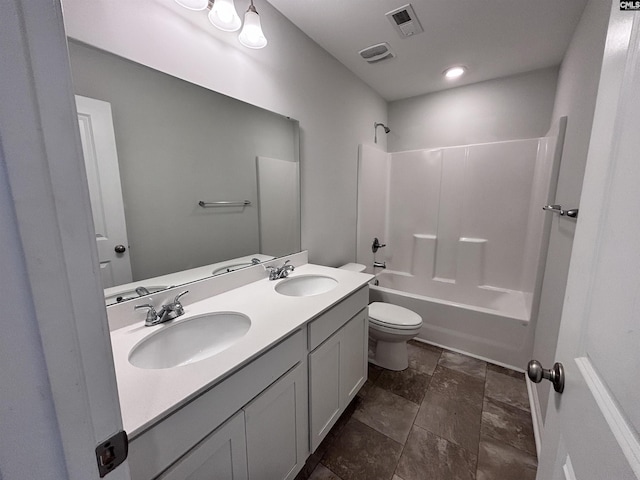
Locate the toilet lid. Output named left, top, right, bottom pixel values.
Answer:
left=339, top=263, right=367, bottom=272
left=368, top=302, right=422, bottom=329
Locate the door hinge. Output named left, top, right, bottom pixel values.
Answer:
left=95, top=430, right=128, bottom=477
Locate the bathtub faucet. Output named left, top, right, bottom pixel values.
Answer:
left=373, top=261, right=386, bottom=269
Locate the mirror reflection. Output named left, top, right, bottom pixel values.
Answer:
left=68, top=40, right=301, bottom=305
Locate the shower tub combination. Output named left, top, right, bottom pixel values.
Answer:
left=357, top=121, right=565, bottom=369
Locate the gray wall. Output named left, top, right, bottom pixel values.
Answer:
left=532, top=0, right=610, bottom=421
left=69, top=41, right=297, bottom=281
left=387, top=67, right=559, bottom=152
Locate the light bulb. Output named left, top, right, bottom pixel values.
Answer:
left=208, top=0, right=241, bottom=32
left=444, top=66, right=466, bottom=79
left=238, top=7, right=267, bottom=49
left=174, top=0, right=208, bottom=11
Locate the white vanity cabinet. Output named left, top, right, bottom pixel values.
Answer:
left=159, top=362, right=307, bottom=480
left=128, top=330, right=307, bottom=480
left=159, top=411, right=248, bottom=480
left=121, top=266, right=372, bottom=480
left=308, top=287, right=369, bottom=452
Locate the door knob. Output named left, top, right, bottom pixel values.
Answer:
left=114, top=244, right=126, bottom=254
left=527, top=359, right=565, bottom=393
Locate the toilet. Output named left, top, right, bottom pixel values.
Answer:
left=339, top=263, right=423, bottom=371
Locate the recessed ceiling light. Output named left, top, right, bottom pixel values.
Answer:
left=444, top=66, right=466, bottom=80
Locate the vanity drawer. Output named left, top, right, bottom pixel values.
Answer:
left=129, top=328, right=305, bottom=480
left=307, top=286, right=368, bottom=350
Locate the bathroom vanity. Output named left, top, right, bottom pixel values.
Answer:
left=107, top=257, right=371, bottom=479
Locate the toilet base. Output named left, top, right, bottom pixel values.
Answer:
left=370, top=339, right=409, bottom=371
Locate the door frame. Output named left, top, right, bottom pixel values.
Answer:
left=0, top=1, right=129, bottom=478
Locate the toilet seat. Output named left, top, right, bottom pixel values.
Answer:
left=368, top=302, right=422, bottom=330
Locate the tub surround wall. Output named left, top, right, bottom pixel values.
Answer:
left=356, top=144, right=389, bottom=274
left=519, top=119, right=567, bottom=313
left=358, top=126, right=566, bottom=368
left=359, top=138, right=551, bottom=295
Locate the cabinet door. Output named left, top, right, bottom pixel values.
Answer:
left=309, top=333, right=341, bottom=451
left=339, top=310, right=367, bottom=406
left=244, top=362, right=308, bottom=480
left=159, top=411, right=248, bottom=480
left=309, top=310, right=368, bottom=452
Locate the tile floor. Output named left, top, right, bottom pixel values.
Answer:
left=295, top=340, right=537, bottom=480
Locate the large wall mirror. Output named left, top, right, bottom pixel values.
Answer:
left=68, top=40, right=301, bottom=305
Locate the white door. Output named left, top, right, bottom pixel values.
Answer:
left=536, top=6, right=640, bottom=479
left=75, top=95, right=133, bottom=287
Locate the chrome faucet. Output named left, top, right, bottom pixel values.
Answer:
left=265, top=260, right=295, bottom=280
left=135, top=290, right=189, bottom=326
left=116, top=285, right=151, bottom=303
left=135, top=286, right=150, bottom=296
left=373, top=261, right=386, bottom=269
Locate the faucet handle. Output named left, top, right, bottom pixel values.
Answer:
left=170, top=290, right=189, bottom=316
left=173, top=290, right=189, bottom=304
left=372, top=237, right=387, bottom=253
left=264, top=264, right=277, bottom=274
left=134, top=304, right=159, bottom=325
left=135, top=303, right=156, bottom=313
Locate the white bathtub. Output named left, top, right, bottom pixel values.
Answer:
left=368, top=271, right=533, bottom=370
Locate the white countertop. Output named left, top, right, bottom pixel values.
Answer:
left=110, top=263, right=372, bottom=438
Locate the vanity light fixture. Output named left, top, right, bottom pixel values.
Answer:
left=444, top=65, right=466, bottom=80
left=238, top=0, right=268, bottom=49
left=208, top=0, right=242, bottom=32
left=175, top=0, right=209, bottom=11
left=174, top=0, right=268, bottom=49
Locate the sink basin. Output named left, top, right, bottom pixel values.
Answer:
left=129, top=312, right=251, bottom=369
left=275, top=275, right=338, bottom=297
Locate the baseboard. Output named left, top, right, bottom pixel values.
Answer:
left=526, top=377, right=543, bottom=458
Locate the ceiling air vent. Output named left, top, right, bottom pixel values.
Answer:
left=386, top=4, right=424, bottom=38
left=359, top=42, right=396, bottom=64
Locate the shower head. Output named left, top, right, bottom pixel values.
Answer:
left=375, top=122, right=390, bottom=133
left=374, top=122, right=390, bottom=143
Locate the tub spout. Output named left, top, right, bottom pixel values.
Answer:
left=373, top=261, right=386, bottom=269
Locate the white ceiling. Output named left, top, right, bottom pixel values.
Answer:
left=266, top=0, right=588, bottom=101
